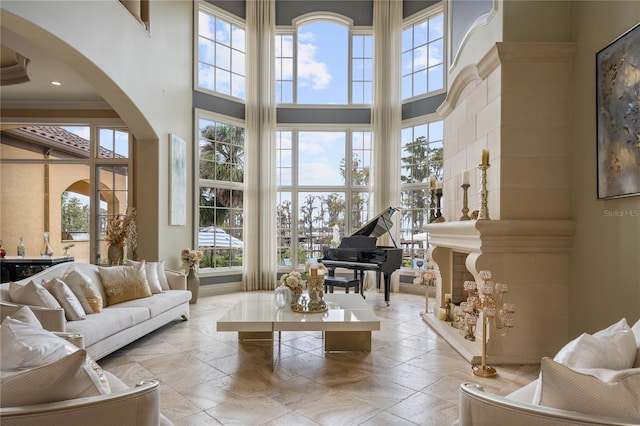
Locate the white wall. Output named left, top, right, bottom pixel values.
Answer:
left=1, top=1, right=194, bottom=269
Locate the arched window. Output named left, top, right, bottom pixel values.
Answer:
left=276, top=15, right=372, bottom=105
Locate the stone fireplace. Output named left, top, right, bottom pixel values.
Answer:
left=421, top=42, right=576, bottom=365
left=424, top=220, right=574, bottom=364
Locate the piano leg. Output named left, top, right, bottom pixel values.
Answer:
left=383, top=273, right=391, bottom=306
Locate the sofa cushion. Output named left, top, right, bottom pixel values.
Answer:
left=114, top=290, right=192, bottom=317
left=43, top=277, right=86, bottom=321
left=63, top=267, right=104, bottom=314
left=126, top=260, right=163, bottom=294
left=538, top=357, right=640, bottom=420
left=99, top=263, right=152, bottom=306
left=0, top=350, right=108, bottom=407
left=65, top=306, right=150, bottom=348
left=553, top=318, right=636, bottom=370
left=8, top=280, right=61, bottom=309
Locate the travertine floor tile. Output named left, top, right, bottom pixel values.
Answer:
left=100, top=291, right=539, bottom=425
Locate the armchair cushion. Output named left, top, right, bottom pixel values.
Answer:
left=553, top=318, right=636, bottom=370
left=0, top=350, right=107, bottom=407
left=538, top=357, right=640, bottom=420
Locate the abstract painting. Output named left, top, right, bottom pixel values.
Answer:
left=170, top=133, right=187, bottom=225
left=596, top=23, right=640, bottom=199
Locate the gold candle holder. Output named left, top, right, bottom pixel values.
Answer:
left=478, top=164, right=490, bottom=220
left=460, top=183, right=471, bottom=220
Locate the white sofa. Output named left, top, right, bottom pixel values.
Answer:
left=0, top=261, right=191, bottom=360
left=457, top=318, right=640, bottom=426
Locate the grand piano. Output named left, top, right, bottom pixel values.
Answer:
left=321, top=207, right=403, bottom=305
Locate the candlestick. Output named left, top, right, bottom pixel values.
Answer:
left=478, top=163, right=490, bottom=220
left=481, top=149, right=490, bottom=166
left=435, top=188, right=443, bottom=219
left=462, top=170, right=470, bottom=186
left=429, top=188, right=436, bottom=222
left=460, top=183, right=471, bottom=221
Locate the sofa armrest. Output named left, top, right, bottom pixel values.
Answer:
left=0, top=379, right=163, bottom=426
left=165, top=270, right=186, bottom=291
left=53, top=332, right=85, bottom=349
left=0, top=301, right=66, bottom=332
left=458, top=382, right=638, bottom=426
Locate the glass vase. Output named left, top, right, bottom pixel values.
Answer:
left=17, top=236, right=25, bottom=257
left=274, top=284, right=292, bottom=309
left=40, top=232, right=53, bottom=257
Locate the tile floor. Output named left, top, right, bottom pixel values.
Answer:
left=100, top=290, right=539, bottom=425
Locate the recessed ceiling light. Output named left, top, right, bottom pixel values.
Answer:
left=50, top=81, right=61, bottom=86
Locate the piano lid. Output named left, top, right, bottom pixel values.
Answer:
left=349, top=206, right=399, bottom=239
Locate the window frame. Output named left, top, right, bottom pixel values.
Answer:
left=195, top=109, right=246, bottom=274
left=401, top=5, right=446, bottom=103
left=276, top=13, right=373, bottom=106
left=276, top=124, right=373, bottom=269
left=195, top=2, right=247, bottom=102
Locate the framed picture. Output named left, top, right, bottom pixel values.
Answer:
left=596, top=23, right=640, bottom=199
left=169, top=133, right=187, bottom=225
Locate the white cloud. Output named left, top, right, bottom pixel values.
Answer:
left=297, top=32, right=332, bottom=90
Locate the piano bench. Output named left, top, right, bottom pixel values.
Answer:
left=324, top=276, right=361, bottom=296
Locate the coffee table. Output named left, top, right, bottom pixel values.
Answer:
left=216, top=293, right=380, bottom=364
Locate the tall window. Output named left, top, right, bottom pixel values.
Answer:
left=402, top=11, right=444, bottom=100
left=276, top=17, right=373, bottom=105
left=197, top=5, right=246, bottom=100
left=197, top=114, right=245, bottom=270
left=276, top=129, right=372, bottom=267
left=400, top=120, right=443, bottom=263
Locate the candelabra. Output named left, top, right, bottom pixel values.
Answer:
left=478, top=163, right=490, bottom=220
left=457, top=270, right=515, bottom=377
left=460, top=183, right=471, bottom=220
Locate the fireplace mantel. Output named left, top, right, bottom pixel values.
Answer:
left=426, top=219, right=574, bottom=253
left=423, top=219, right=574, bottom=365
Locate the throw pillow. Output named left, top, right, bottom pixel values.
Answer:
left=98, top=262, right=151, bottom=305
left=553, top=318, right=636, bottom=370
left=0, top=317, right=110, bottom=397
left=9, top=306, right=42, bottom=328
left=42, top=277, right=86, bottom=321
left=8, top=280, right=62, bottom=309
left=126, top=260, right=163, bottom=293
left=538, top=357, right=640, bottom=420
left=0, top=350, right=108, bottom=407
left=157, top=260, right=170, bottom=291
left=62, top=267, right=103, bottom=313
left=1, top=317, right=76, bottom=371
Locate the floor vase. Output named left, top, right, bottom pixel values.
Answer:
left=187, top=268, right=200, bottom=304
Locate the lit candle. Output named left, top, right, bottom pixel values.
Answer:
left=481, top=149, right=490, bottom=166
left=429, top=175, right=436, bottom=189
left=462, top=170, right=470, bottom=185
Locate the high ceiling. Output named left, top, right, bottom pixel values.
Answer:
left=0, top=27, right=107, bottom=110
